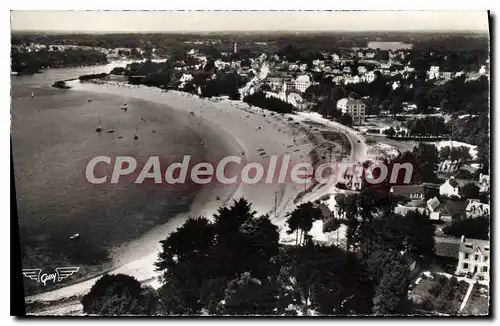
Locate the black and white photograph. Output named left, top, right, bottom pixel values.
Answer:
left=9, top=9, right=491, bottom=316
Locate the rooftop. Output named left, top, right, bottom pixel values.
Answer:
left=390, top=184, right=425, bottom=197
left=337, top=98, right=365, bottom=106
left=435, top=236, right=461, bottom=258
left=460, top=237, right=490, bottom=254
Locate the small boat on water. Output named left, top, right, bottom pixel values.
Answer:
left=96, top=118, right=103, bottom=132
left=31, top=92, right=35, bottom=99
left=69, top=233, right=80, bottom=240
left=106, top=129, right=115, bottom=133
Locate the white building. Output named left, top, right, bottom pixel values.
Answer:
left=440, top=177, right=460, bottom=198
left=343, top=163, right=365, bottom=190
left=342, top=66, right=352, bottom=74
left=428, top=66, right=440, bottom=80
left=479, top=173, right=490, bottom=193
left=456, top=236, right=490, bottom=280
left=178, top=73, right=194, bottom=89
left=441, top=71, right=452, bottom=80
left=214, top=60, right=230, bottom=70
left=465, top=199, right=490, bottom=218
left=427, top=197, right=440, bottom=212
left=294, top=75, right=312, bottom=93
left=438, top=160, right=461, bottom=173
left=365, top=52, right=376, bottom=59
left=380, top=62, right=392, bottom=69
left=404, top=66, right=415, bottom=73
left=266, top=82, right=307, bottom=111
left=266, top=77, right=289, bottom=91
left=286, top=92, right=308, bottom=111
left=336, top=98, right=366, bottom=125
left=343, top=75, right=361, bottom=85
left=312, top=59, right=324, bottom=66
left=362, top=71, right=377, bottom=84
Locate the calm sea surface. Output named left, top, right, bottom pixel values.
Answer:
left=11, top=65, right=223, bottom=270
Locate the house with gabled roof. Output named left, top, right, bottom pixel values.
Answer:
left=465, top=199, right=490, bottom=218
left=455, top=236, right=490, bottom=281
left=479, top=173, right=490, bottom=193
left=427, top=197, right=440, bottom=212
left=440, top=177, right=460, bottom=198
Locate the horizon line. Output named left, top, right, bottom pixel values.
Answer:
left=11, top=29, right=489, bottom=34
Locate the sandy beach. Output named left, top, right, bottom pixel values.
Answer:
left=25, top=80, right=366, bottom=314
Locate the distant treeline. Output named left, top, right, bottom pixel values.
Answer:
left=11, top=47, right=108, bottom=74
left=79, top=73, right=108, bottom=81
left=12, top=32, right=488, bottom=64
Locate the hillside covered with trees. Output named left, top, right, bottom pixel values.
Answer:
left=81, top=196, right=435, bottom=316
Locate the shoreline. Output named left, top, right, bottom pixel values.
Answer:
left=25, top=79, right=354, bottom=310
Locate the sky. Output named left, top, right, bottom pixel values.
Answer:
left=11, top=11, right=489, bottom=33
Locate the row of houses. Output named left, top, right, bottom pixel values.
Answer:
left=427, top=65, right=488, bottom=81
left=391, top=183, right=490, bottom=281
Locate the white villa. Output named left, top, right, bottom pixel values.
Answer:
left=456, top=236, right=490, bottom=281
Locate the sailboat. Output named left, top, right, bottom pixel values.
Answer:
left=96, top=118, right=103, bottom=132
left=134, top=125, right=139, bottom=140
left=31, top=92, right=35, bottom=99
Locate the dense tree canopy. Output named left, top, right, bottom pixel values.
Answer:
left=443, top=216, right=489, bottom=240
left=410, top=143, right=440, bottom=183
left=11, top=47, right=108, bottom=74
left=243, top=91, right=295, bottom=114
left=81, top=274, right=157, bottom=315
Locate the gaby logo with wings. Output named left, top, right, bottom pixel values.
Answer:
left=22, top=267, right=80, bottom=286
